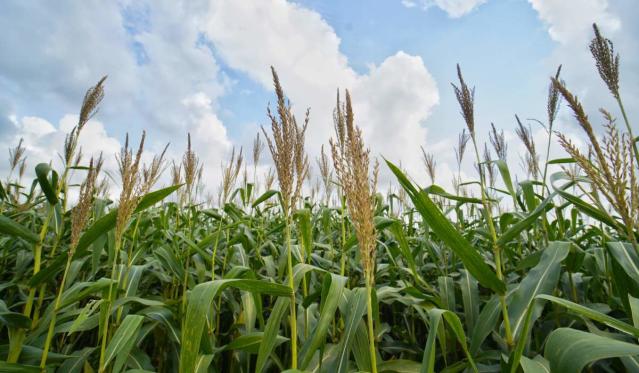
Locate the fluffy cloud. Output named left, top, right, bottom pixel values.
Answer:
left=526, top=0, right=638, bottom=144
left=1, top=0, right=442, bottom=193
left=203, top=0, right=440, bottom=183
left=352, top=52, right=439, bottom=176
left=528, top=0, right=620, bottom=44
left=0, top=1, right=233, bottom=194
left=0, top=115, right=121, bottom=195
left=401, top=0, right=486, bottom=18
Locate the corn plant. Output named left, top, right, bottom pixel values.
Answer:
left=0, top=23, right=638, bottom=373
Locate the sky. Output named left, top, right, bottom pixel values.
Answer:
left=0, top=0, right=637, bottom=198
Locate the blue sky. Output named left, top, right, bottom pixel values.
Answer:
left=1, top=0, right=637, bottom=193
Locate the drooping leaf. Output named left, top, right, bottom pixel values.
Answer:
left=35, top=163, right=58, bottom=205
left=507, top=241, right=570, bottom=339
left=0, top=215, right=38, bottom=243
left=103, top=315, right=144, bottom=370
left=387, top=159, right=505, bottom=294
left=544, top=328, right=639, bottom=373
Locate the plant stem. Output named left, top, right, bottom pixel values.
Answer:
left=284, top=218, right=297, bottom=369
left=339, top=197, right=347, bottom=279
left=7, top=206, right=54, bottom=363
left=616, top=96, right=639, bottom=165
left=471, top=136, right=514, bottom=348
left=40, top=253, right=74, bottom=368
left=366, top=281, right=378, bottom=373
left=98, top=238, right=122, bottom=373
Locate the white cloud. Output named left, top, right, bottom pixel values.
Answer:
left=203, top=0, right=440, bottom=184
left=528, top=0, right=621, bottom=44
left=352, top=52, right=439, bottom=177
left=526, top=0, right=638, bottom=150
left=181, top=92, right=233, bottom=172
left=0, top=115, right=122, bottom=195
left=0, top=0, right=233, bottom=196
left=401, top=0, right=486, bottom=18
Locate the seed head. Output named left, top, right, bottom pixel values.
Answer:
left=65, top=76, right=107, bottom=166
left=317, top=145, right=334, bottom=205
left=261, top=67, right=309, bottom=216
left=253, top=132, right=264, bottom=167
left=547, top=65, right=563, bottom=128
left=219, top=147, right=243, bottom=204
left=115, top=132, right=145, bottom=242
left=420, top=146, right=437, bottom=184
left=78, top=76, right=107, bottom=130
left=590, top=23, right=620, bottom=98
left=182, top=133, right=200, bottom=202
left=515, top=115, right=540, bottom=178
left=330, top=90, right=377, bottom=287
left=489, top=123, right=507, bottom=161
left=142, top=143, right=169, bottom=194
left=452, top=64, right=476, bottom=136
left=9, top=138, right=26, bottom=172
left=455, top=129, right=471, bottom=168
left=71, top=155, right=103, bottom=250
left=483, top=144, right=496, bottom=187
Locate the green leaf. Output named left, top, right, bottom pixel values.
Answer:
left=437, top=276, right=455, bottom=311
left=180, top=279, right=291, bottom=373
left=103, top=315, right=144, bottom=370
left=386, top=159, right=505, bottom=294
left=550, top=172, right=619, bottom=229
left=331, top=288, right=368, bottom=373
left=252, top=190, right=279, bottom=208
left=459, top=270, right=479, bottom=333
left=497, top=193, right=555, bottom=246
left=536, top=294, right=639, bottom=338
left=547, top=157, right=575, bottom=165
left=58, top=347, right=95, bottom=373
left=469, top=295, right=500, bottom=356
left=194, top=355, right=214, bottom=373
left=0, top=215, right=38, bottom=243
left=377, top=359, right=421, bottom=373
left=507, top=241, right=570, bottom=339
left=520, top=356, right=550, bottom=373
left=35, top=163, right=58, bottom=205
left=509, top=301, right=535, bottom=373
left=0, top=312, right=31, bottom=329
left=299, top=273, right=347, bottom=369
left=255, top=297, right=291, bottom=373
left=0, top=362, right=40, bottom=373
left=494, top=159, right=517, bottom=206
left=629, top=295, right=639, bottom=328
left=420, top=308, right=478, bottom=373
left=29, top=185, right=182, bottom=287
left=294, top=208, right=313, bottom=260
left=544, top=328, right=639, bottom=373
left=223, top=332, right=287, bottom=353
left=424, top=184, right=485, bottom=204
left=607, top=242, right=639, bottom=288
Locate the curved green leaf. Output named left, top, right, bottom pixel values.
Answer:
left=252, top=190, right=279, bottom=208
left=180, top=279, right=291, bottom=373
left=536, top=294, right=639, bottom=338
left=0, top=215, right=38, bottom=243
left=35, top=163, right=58, bottom=205
left=420, top=308, right=478, bottom=373
left=507, top=241, right=570, bottom=338
left=386, top=159, right=505, bottom=294
left=544, top=328, right=639, bottom=373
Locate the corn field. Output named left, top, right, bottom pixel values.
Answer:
left=1, top=24, right=639, bottom=373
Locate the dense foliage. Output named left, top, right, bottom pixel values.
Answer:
left=1, top=24, right=638, bottom=373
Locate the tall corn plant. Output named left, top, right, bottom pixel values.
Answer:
left=261, top=66, right=309, bottom=369
left=330, top=90, right=379, bottom=373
